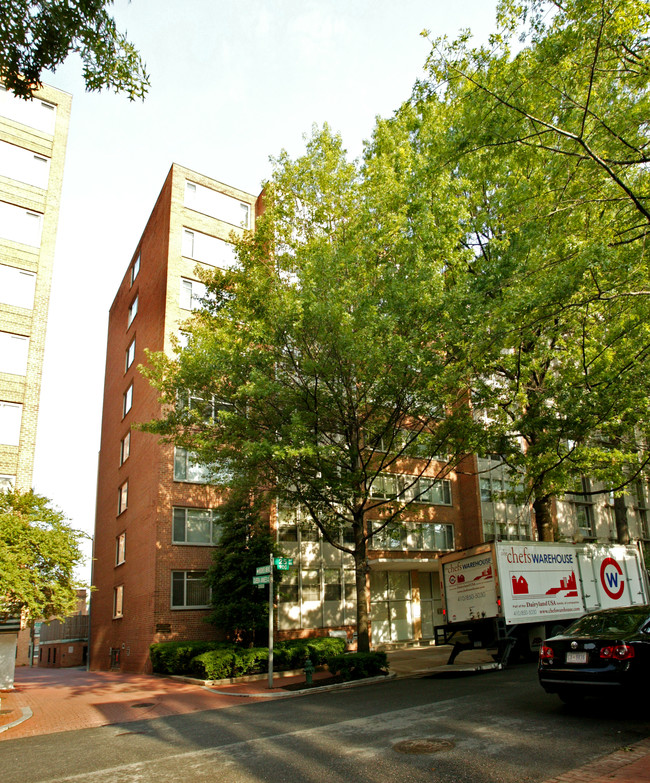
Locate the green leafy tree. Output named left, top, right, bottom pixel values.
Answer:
left=144, top=125, right=472, bottom=651
left=0, top=489, right=86, bottom=621
left=1, top=0, right=149, bottom=100
left=205, top=487, right=281, bottom=646
left=413, top=0, right=650, bottom=540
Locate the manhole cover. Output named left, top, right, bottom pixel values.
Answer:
left=130, top=703, right=155, bottom=709
left=393, top=739, right=455, bottom=754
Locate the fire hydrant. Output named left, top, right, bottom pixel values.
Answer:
left=304, top=656, right=314, bottom=686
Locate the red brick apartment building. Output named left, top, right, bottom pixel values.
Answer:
left=91, top=164, right=650, bottom=673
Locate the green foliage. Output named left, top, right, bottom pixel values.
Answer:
left=143, top=124, right=475, bottom=651
left=148, top=640, right=229, bottom=675
left=191, top=648, right=238, bottom=680
left=150, top=636, right=346, bottom=679
left=327, top=651, right=389, bottom=680
left=0, top=489, right=85, bottom=620
left=204, top=487, right=281, bottom=644
left=411, top=0, right=650, bottom=539
left=275, top=636, right=346, bottom=668
left=1, top=0, right=149, bottom=100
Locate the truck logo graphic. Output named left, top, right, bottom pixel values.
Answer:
left=600, top=557, right=624, bottom=600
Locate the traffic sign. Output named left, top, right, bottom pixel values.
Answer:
left=253, top=574, right=270, bottom=585
left=274, top=557, right=293, bottom=570
left=256, top=565, right=271, bottom=575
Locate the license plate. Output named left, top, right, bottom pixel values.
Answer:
left=566, top=652, right=588, bottom=664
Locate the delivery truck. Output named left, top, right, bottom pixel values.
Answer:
left=439, top=540, right=649, bottom=665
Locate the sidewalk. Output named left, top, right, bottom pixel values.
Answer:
left=1, top=645, right=648, bottom=782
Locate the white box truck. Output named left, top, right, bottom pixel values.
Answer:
left=439, top=541, right=649, bottom=665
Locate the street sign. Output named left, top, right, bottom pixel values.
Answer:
left=253, top=574, right=270, bottom=585
left=274, top=557, right=293, bottom=570
left=256, top=565, right=271, bottom=575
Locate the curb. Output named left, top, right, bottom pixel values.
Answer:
left=0, top=707, right=32, bottom=735
left=207, top=672, right=397, bottom=698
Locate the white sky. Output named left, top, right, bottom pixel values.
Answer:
left=30, top=0, right=498, bottom=580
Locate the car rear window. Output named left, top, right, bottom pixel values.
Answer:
left=564, top=609, right=650, bottom=636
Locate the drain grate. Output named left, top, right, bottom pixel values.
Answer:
left=130, top=703, right=155, bottom=709
left=393, top=738, right=455, bottom=754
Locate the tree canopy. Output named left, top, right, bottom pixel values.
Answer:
left=411, top=0, right=650, bottom=539
left=0, top=489, right=86, bottom=621
left=1, top=0, right=149, bottom=99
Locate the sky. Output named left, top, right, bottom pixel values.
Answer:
left=30, top=0, right=499, bottom=580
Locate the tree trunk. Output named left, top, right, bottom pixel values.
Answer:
left=614, top=495, right=630, bottom=545
left=533, top=494, right=554, bottom=542
left=353, top=516, right=371, bottom=653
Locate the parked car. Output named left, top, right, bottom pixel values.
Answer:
left=538, top=605, right=650, bottom=704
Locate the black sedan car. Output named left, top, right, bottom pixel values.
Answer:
left=538, top=604, right=650, bottom=704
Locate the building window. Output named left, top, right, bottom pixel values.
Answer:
left=369, top=520, right=454, bottom=551
left=113, top=585, right=124, bottom=618
left=116, top=533, right=126, bottom=565
left=173, top=507, right=223, bottom=545
left=633, top=479, right=650, bottom=540
left=0, top=86, right=57, bottom=133
left=182, top=228, right=237, bottom=269
left=0, top=401, right=22, bottom=446
left=127, top=295, right=138, bottom=327
left=120, top=432, right=131, bottom=465
left=125, top=338, right=135, bottom=371
left=0, top=474, right=15, bottom=491
left=123, top=383, right=133, bottom=417
left=0, top=202, right=43, bottom=246
left=130, top=254, right=140, bottom=286
left=184, top=180, right=251, bottom=228
left=173, top=447, right=232, bottom=484
left=180, top=278, right=206, bottom=310
left=0, top=141, right=50, bottom=188
left=369, top=474, right=452, bottom=506
left=0, top=332, right=29, bottom=375
left=113, top=585, right=124, bottom=620
left=0, top=264, right=36, bottom=309
left=571, top=477, right=595, bottom=539
left=117, top=481, right=128, bottom=515
left=171, top=571, right=211, bottom=609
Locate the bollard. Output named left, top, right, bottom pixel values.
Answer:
left=304, top=656, right=314, bottom=686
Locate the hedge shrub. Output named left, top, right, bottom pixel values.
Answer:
left=275, top=636, right=345, bottom=669
left=191, top=649, right=238, bottom=680
left=149, top=640, right=232, bottom=674
left=150, top=636, right=347, bottom=679
left=327, top=652, right=389, bottom=681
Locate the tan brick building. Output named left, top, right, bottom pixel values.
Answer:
left=0, top=82, right=71, bottom=676
left=0, top=81, right=70, bottom=492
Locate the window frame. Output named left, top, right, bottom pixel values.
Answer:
left=170, top=570, right=212, bottom=610
left=172, top=507, right=223, bottom=546
left=117, top=481, right=128, bottom=515
left=113, top=585, right=124, bottom=618
left=116, top=532, right=126, bottom=565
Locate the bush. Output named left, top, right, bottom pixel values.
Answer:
left=327, top=652, right=389, bottom=681
left=232, top=647, right=269, bottom=677
left=275, top=636, right=345, bottom=669
left=149, top=640, right=232, bottom=674
left=191, top=649, right=237, bottom=680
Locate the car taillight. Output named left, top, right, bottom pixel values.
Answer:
left=600, top=644, right=635, bottom=661
left=539, top=645, right=554, bottom=661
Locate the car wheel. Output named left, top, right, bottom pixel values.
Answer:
left=557, top=689, right=584, bottom=706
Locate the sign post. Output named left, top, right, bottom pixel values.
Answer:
left=253, top=556, right=293, bottom=689
left=268, top=552, right=274, bottom=688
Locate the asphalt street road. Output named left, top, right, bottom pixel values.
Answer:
left=2, top=664, right=648, bottom=783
